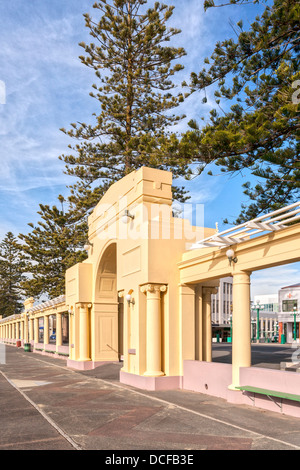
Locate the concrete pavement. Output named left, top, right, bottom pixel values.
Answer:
left=1, top=345, right=300, bottom=452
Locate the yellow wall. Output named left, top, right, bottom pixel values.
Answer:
left=65, top=166, right=215, bottom=375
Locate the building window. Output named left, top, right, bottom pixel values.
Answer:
left=282, top=300, right=298, bottom=312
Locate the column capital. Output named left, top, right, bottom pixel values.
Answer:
left=202, top=286, right=218, bottom=296
left=24, top=297, right=34, bottom=311
left=232, top=271, right=251, bottom=284
left=77, top=302, right=92, bottom=309
left=140, top=284, right=167, bottom=294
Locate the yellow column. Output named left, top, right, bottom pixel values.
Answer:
left=141, top=284, right=167, bottom=377
left=44, top=315, right=49, bottom=346
left=29, top=318, right=34, bottom=342
left=119, top=292, right=129, bottom=372
left=56, top=312, right=62, bottom=350
left=24, top=315, right=29, bottom=343
left=229, top=271, right=251, bottom=389
left=20, top=320, right=24, bottom=341
left=78, top=303, right=91, bottom=362
left=202, top=287, right=218, bottom=362
left=179, top=284, right=195, bottom=375
left=195, top=285, right=203, bottom=361
left=34, top=318, right=39, bottom=343
left=68, top=308, right=75, bottom=360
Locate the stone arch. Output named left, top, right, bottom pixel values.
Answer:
left=95, top=242, right=117, bottom=303
left=93, top=242, right=122, bottom=361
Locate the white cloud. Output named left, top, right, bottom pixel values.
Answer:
left=251, top=264, right=300, bottom=298
left=0, top=6, right=95, bottom=217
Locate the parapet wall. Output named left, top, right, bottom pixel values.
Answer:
left=183, top=360, right=300, bottom=418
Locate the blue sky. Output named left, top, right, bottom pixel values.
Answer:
left=0, top=0, right=299, bottom=297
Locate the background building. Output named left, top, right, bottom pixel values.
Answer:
left=211, top=277, right=233, bottom=342
left=211, top=282, right=280, bottom=343
left=251, top=294, right=278, bottom=342
left=278, top=283, right=300, bottom=343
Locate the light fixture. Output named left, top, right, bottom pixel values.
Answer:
left=84, top=240, right=93, bottom=251
left=251, top=301, right=264, bottom=343
left=226, top=248, right=237, bottom=265
left=126, top=293, right=135, bottom=305
left=121, top=209, right=135, bottom=224
left=251, top=301, right=264, bottom=311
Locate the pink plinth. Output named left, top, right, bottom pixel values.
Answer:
left=67, top=359, right=115, bottom=371
left=182, top=360, right=300, bottom=418
left=183, top=360, right=232, bottom=399
left=120, top=370, right=182, bottom=391
left=32, top=343, right=69, bottom=360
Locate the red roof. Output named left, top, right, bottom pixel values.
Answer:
left=281, top=283, right=300, bottom=289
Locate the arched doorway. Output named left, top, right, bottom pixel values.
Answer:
left=93, top=243, right=122, bottom=362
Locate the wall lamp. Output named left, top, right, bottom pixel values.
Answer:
left=226, top=248, right=238, bottom=266
left=126, top=293, right=135, bottom=306
left=121, top=209, right=135, bottom=224
left=84, top=240, right=93, bottom=252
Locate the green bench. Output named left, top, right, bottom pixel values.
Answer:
left=237, top=385, right=300, bottom=410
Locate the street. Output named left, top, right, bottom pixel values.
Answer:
left=0, top=345, right=300, bottom=452
left=212, top=342, right=300, bottom=369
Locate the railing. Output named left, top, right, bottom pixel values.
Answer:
left=191, top=200, right=300, bottom=249
left=27, top=295, right=66, bottom=313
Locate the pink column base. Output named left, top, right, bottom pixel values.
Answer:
left=120, top=370, right=182, bottom=391
left=67, top=359, right=116, bottom=371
